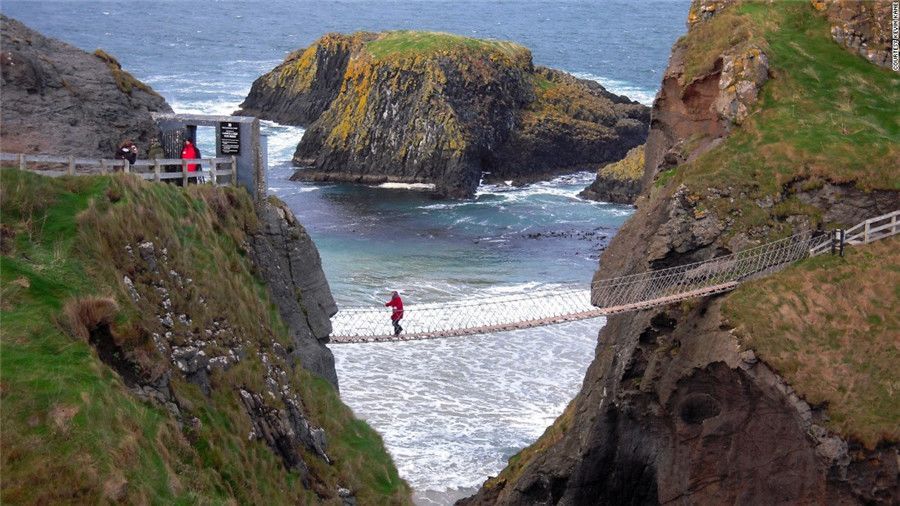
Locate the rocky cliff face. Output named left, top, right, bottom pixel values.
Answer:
left=812, top=0, right=895, bottom=69
left=237, top=31, right=648, bottom=198
left=463, top=2, right=898, bottom=504
left=642, top=0, right=768, bottom=187
left=248, top=197, right=340, bottom=388
left=0, top=16, right=172, bottom=157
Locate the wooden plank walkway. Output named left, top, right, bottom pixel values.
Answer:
left=329, top=282, right=739, bottom=343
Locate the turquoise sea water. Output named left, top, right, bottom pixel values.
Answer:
left=2, top=1, right=689, bottom=501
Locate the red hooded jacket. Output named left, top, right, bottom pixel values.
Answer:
left=385, top=294, right=404, bottom=321
left=181, top=142, right=199, bottom=172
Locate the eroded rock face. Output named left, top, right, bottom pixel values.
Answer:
left=0, top=15, right=172, bottom=156
left=642, top=1, right=767, bottom=188
left=248, top=198, right=340, bottom=389
left=812, top=0, right=894, bottom=69
left=237, top=32, right=649, bottom=198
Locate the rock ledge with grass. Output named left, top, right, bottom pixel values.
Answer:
left=579, top=144, right=644, bottom=204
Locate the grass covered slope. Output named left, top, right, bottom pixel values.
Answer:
left=725, top=237, right=899, bottom=448
left=0, top=170, right=409, bottom=504
left=659, top=1, right=898, bottom=233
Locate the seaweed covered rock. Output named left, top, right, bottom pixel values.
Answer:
left=237, top=31, right=649, bottom=198
left=0, top=15, right=172, bottom=157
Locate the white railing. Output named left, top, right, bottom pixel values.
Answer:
left=1, top=152, right=238, bottom=186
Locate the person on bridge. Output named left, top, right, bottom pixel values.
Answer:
left=385, top=291, right=404, bottom=336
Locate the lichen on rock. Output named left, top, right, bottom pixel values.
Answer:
left=237, top=31, right=649, bottom=198
left=579, top=144, right=645, bottom=205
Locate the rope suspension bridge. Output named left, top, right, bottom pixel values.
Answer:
left=330, top=211, right=898, bottom=344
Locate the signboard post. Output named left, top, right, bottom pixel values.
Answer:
left=219, top=121, right=241, bottom=155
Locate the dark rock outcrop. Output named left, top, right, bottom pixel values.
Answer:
left=248, top=197, right=340, bottom=389
left=0, top=15, right=171, bottom=157
left=237, top=32, right=649, bottom=198
left=580, top=144, right=644, bottom=205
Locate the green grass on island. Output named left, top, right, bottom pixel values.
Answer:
left=364, top=30, right=529, bottom=62
left=0, top=169, right=410, bottom=504
left=725, top=237, right=899, bottom=448
left=661, top=1, right=899, bottom=234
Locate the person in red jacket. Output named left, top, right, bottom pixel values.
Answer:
left=180, top=139, right=200, bottom=182
left=385, top=291, right=404, bottom=336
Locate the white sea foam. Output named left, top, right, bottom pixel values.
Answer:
left=169, top=98, right=243, bottom=117
left=331, top=318, right=602, bottom=492
left=377, top=182, right=437, bottom=191
left=261, top=122, right=306, bottom=164
left=569, top=71, right=657, bottom=106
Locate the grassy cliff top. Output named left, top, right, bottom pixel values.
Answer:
left=364, top=30, right=530, bottom=62
left=0, top=170, right=409, bottom=504
left=658, top=1, right=898, bottom=234
left=725, top=237, right=899, bottom=448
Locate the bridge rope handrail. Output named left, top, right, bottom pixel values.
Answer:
left=336, top=286, right=588, bottom=313
left=330, top=211, right=898, bottom=343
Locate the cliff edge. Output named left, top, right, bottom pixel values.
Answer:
left=237, top=31, right=649, bottom=198
left=462, top=2, right=898, bottom=504
left=0, top=171, right=409, bottom=504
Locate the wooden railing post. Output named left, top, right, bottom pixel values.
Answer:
left=182, top=159, right=189, bottom=186
left=231, top=155, right=237, bottom=186
left=154, top=160, right=161, bottom=182
left=206, top=158, right=214, bottom=184
left=864, top=221, right=870, bottom=243
left=67, top=156, right=75, bottom=176
left=18, top=154, right=25, bottom=171
left=100, top=159, right=108, bottom=174
left=123, top=160, right=130, bottom=173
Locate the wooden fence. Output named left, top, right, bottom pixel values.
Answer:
left=0, top=152, right=238, bottom=186
left=809, top=210, right=899, bottom=256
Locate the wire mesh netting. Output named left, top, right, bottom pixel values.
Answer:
left=331, top=211, right=900, bottom=343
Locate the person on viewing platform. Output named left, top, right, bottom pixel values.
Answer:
left=385, top=291, right=404, bottom=336
left=180, top=139, right=202, bottom=183
left=147, top=139, right=164, bottom=160
left=115, top=139, right=137, bottom=168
